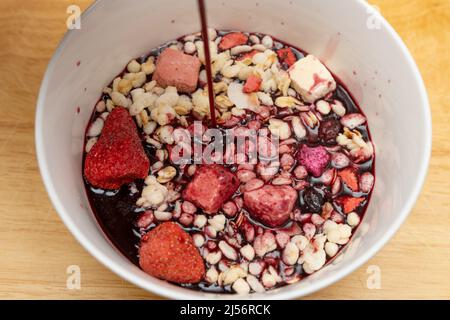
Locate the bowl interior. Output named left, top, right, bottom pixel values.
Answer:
left=36, top=0, right=430, bottom=299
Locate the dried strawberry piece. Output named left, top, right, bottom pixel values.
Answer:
left=296, top=144, right=331, bottom=177
left=237, top=50, right=259, bottom=61
left=139, top=222, right=205, bottom=284
left=336, top=196, right=365, bottom=214
left=243, top=74, right=262, bottom=93
left=84, top=107, right=150, bottom=189
left=277, top=47, right=297, bottom=66
left=338, top=167, right=359, bottom=192
left=183, top=164, right=240, bottom=214
left=244, top=185, right=298, bottom=227
left=219, top=32, right=248, bottom=50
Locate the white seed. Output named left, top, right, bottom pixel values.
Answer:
left=325, top=242, right=339, bottom=257
left=199, top=69, right=207, bottom=84
left=127, top=59, right=141, bottom=73
left=340, top=113, right=367, bottom=129
left=231, top=45, right=253, bottom=56
left=183, top=34, right=196, bottom=42
left=261, top=271, right=276, bottom=288
left=219, top=240, right=238, bottom=261
left=194, top=214, right=207, bottom=228
left=272, top=177, right=292, bottom=185
left=257, top=92, right=274, bottom=105
left=262, top=35, right=273, bottom=48
left=143, top=121, right=157, bottom=135
left=157, top=125, right=175, bottom=145
left=205, top=266, right=219, bottom=283
left=268, top=118, right=291, bottom=140
left=291, top=116, right=306, bottom=139
left=87, top=118, right=104, bottom=137
left=248, top=261, right=264, bottom=276
left=220, top=266, right=247, bottom=286
left=106, top=99, right=114, bottom=112
left=249, top=35, right=260, bottom=44
left=209, top=214, right=226, bottom=232
left=156, top=149, right=168, bottom=162
left=153, top=210, right=172, bottom=221
left=331, top=100, right=346, bottom=116
left=282, top=242, right=300, bottom=266
left=187, top=165, right=197, bottom=177
left=252, top=44, right=267, bottom=52
left=151, top=161, right=164, bottom=172
left=85, top=137, right=97, bottom=153
left=230, top=107, right=245, bottom=117
left=99, top=112, right=109, bottom=121
left=208, top=27, right=217, bottom=40
left=205, top=251, right=222, bottom=265
left=291, top=235, right=309, bottom=251
left=338, top=224, right=352, bottom=238
left=205, top=225, right=218, bottom=238
left=254, top=232, right=277, bottom=257
left=316, top=100, right=331, bottom=115
left=323, top=220, right=338, bottom=233
left=246, top=275, right=265, bottom=293
left=146, top=137, right=162, bottom=149
left=95, top=100, right=106, bottom=113
left=347, top=212, right=361, bottom=228
left=111, top=91, right=130, bottom=108
left=240, top=244, right=255, bottom=261
left=359, top=172, right=375, bottom=193
left=193, top=234, right=205, bottom=247
left=184, top=41, right=196, bottom=54
left=327, top=228, right=341, bottom=243
left=232, top=278, right=251, bottom=294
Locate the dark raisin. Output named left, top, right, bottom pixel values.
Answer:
left=319, top=118, right=342, bottom=145
left=301, top=187, right=324, bottom=213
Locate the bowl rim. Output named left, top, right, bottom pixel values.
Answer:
left=35, top=0, right=432, bottom=300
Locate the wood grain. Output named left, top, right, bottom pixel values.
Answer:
left=0, top=0, right=449, bottom=299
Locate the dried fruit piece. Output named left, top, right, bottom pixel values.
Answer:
left=84, top=108, right=150, bottom=189
left=152, top=48, right=201, bottom=93
left=139, top=222, right=205, bottom=283
left=319, top=118, right=342, bottom=145
left=277, top=47, right=297, bottom=66
left=243, top=74, right=262, bottom=93
left=301, top=187, right=325, bottom=213
left=183, top=165, right=240, bottom=214
left=219, top=32, right=249, bottom=50
left=338, top=167, right=359, bottom=192
left=336, top=196, right=365, bottom=213
left=297, top=144, right=331, bottom=177
left=244, top=185, right=298, bottom=227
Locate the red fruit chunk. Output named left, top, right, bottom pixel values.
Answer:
left=244, top=185, right=298, bottom=228
left=219, top=32, right=248, bottom=50
left=152, top=48, right=201, bottom=93
left=183, top=164, right=240, bottom=214
left=243, top=74, right=262, bottom=93
left=139, top=222, right=205, bottom=284
left=237, top=50, right=259, bottom=61
left=336, top=196, right=365, bottom=214
left=84, top=108, right=150, bottom=189
left=277, top=47, right=297, bottom=66
left=297, top=144, right=331, bottom=177
left=338, top=167, right=359, bottom=192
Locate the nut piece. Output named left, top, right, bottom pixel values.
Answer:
left=289, top=55, right=337, bottom=103
left=157, top=166, right=177, bottom=183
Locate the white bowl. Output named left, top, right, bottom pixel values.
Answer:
left=35, top=0, right=431, bottom=299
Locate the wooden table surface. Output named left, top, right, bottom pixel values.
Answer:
left=0, top=0, right=449, bottom=300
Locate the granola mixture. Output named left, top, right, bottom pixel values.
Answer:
left=83, top=30, right=375, bottom=294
